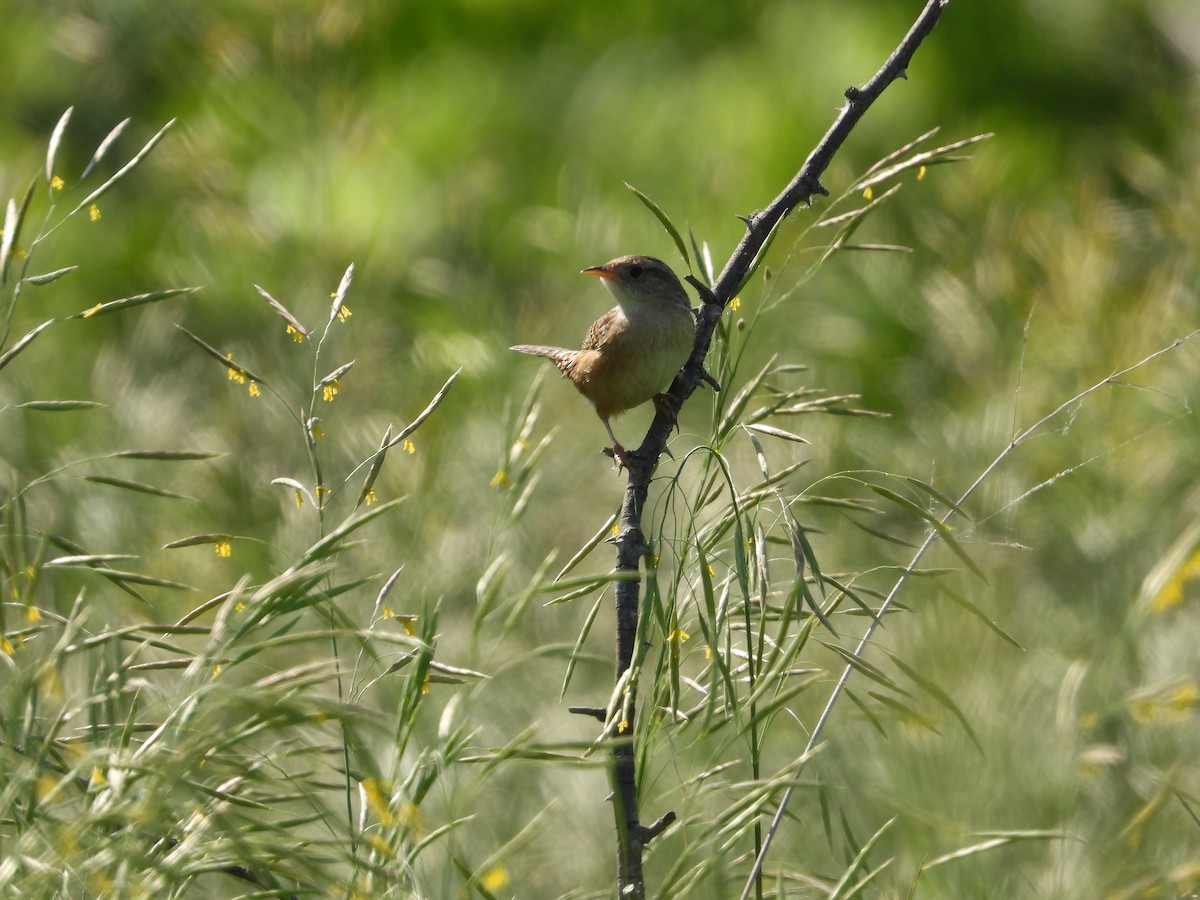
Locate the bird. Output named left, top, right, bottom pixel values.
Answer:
left=511, top=255, right=696, bottom=466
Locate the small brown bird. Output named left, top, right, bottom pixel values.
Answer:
left=511, top=255, right=696, bottom=465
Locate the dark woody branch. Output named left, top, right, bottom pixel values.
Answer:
left=598, top=3, right=952, bottom=897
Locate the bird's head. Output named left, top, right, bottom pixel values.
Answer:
left=582, top=255, right=691, bottom=313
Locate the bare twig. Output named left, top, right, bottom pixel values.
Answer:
left=603, top=2, right=953, bottom=897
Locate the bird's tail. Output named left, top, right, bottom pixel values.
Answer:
left=510, top=344, right=577, bottom=376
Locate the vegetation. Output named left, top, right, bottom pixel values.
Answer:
left=2, top=1, right=1197, bottom=897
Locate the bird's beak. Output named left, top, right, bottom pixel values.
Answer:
left=581, top=265, right=615, bottom=281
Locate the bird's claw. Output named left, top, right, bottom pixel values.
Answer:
left=603, top=442, right=633, bottom=472
left=652, top=393, right=681, bottom=433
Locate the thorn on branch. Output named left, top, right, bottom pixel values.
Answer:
left=699, top=368, right=722, bottom=392
left=844, top=85, right=862, bottom=101
left=568, top=706, right=607, bottom=721
left=736, top=214, right=754, bottom=230
left=637, top=811, right=677, bottom=843
left=684, top=275, right=720, bottom=306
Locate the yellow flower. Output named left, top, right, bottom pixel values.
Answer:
left=364, top=487, right=377, bottom=505
left=215, top=541, right=231, bottom=558
left=37, top=773, right=60, bottom=802
left=667, top=628, right=690, bottom=660
left=421, top=673, right=430, bottom=695
left=490, top=470, right=509, bottom=488
left=364, top=834, right=394, bottom=858
left=213, top=663, right=223, bottom=678
left=730, top=296, right=742, bottom=311
left=1, top=638, right=14, bottom=655
left=226, top=354, right=246, bottom=384
left=403, top=439, right=415, bottom=454
left=294, top=489, right=304, bottom=508
left=337, top=305, right=352, bottom=323
left=88, top=204, right=101, bottom=221
left=863, top=186, right=873, bottom=200
left=50, top=176, right=64, bottom=191
left=482, top=867, right=510, bottom=892
left=286, top=324, right=305, bottom=343
left=312, top=424, right=324, bottom=439
left=248, top=382, right=260, bottom=397
left=1149, top=549, right=1200, bottom=614
left=362, top=778, right=397, bottom=827
left=323, top=379, right=340, bottom=402
left=917, top=165, right=927, bottom=180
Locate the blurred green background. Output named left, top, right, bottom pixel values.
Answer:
left=2, top=0, right=1199, bottom=896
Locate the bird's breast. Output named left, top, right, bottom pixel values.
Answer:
left=574, top=304, right=694, bottom=419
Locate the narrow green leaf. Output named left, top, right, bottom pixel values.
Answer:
left=14, top=400, right=103, bottom=411
left=625, top=182, right=690, bottom=269
left=863, top=481, right=936, bottom=523
left=85, top=568, right=195, bottom=591
left=889, top=653, right=983, bottom=754
left=24, top=266, right=79, bottom=286
left=68, top=286, right=199, bottom=320
left=320, top=359, right=355, bottom=386
left=83, top=476, right=194, bottom=501
left=176, top=324, right=266, bottom=384
left=923, top=831, right=1066, bottom=870
left=863, top=127, right=941, bottom=177
left=820, top=642, right=905, bottom=694
left=162, top=534, right=234, bottom=550
left=538, top=571, right=640, bottom=594
left=80, top=118, right=131, bottom=181
left=109, top=449, right=219, bottom=461
left=866, top=690, right=941, bottom=735
left=839, top=243, right=912, bottom=253
left=932, top=519, right=989, bottom=583
left=734, top=209, right=787, bottom=297
left=384, top=369, right=460, bottom=449
left=845, top=687, right=888, bottom=738
left=357, top=425, right=392, bottom=509
left=901, top=475, right=970, bottom=519
left=554, top=512, right=618, bottom=583
left=295, top=497, right=406, bottom=566
left=46, top=554, right=137, bottom=566
left=330, top=262, right=354, bottom=321
left=829, top=817, right=895, bottom=900
left=745, top=423, right=811, bottom=444
left=255, top=284, right=310, bottom=336
left=0, top=320, right=56, bottom=373
left=68, top=118, right=175, bottom=218
left=940, top=585, right=1023, bottom=649
left=46, top=107, right=73, bottom=183
left=0, top=198, right=18, bottom=286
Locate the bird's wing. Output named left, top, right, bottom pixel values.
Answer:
left=580, top=308, right=623, bottom=352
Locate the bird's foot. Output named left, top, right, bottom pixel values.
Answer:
left=602, top=442, right=633, bottom=472
left=652, top=393, right=682, bottom=433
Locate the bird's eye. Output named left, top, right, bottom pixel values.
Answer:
left=628, top=265, right=644, bottom=279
